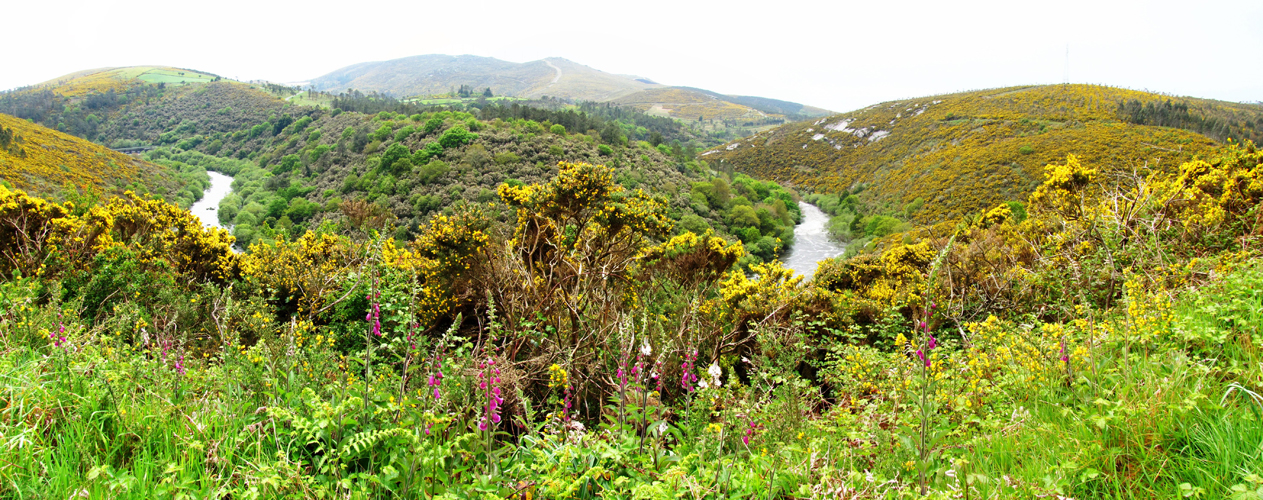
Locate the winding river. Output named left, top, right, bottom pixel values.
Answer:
left=186, top=175, right=842, bottom=272
left=189, top=171, right=234, bottom=231
left=779, top=201, right=846, bottom=279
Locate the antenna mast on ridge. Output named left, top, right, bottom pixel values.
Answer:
left=1064, top=44, right=1069, bottom=85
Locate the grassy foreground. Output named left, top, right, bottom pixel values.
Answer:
left=0, top=145, right=1261, bottom=498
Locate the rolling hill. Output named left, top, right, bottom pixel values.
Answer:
left=306, top=54, right=831, bottom=122
left=703, top=84, right=1263, bottom=223
left=308, top=55, right=659, bottom=102
left=30, top=66, right=222, bottom=96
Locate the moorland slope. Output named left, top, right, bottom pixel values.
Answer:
left=704, top=84, right=1263, bottom=222
left=0, top=113, right=185, bottom=201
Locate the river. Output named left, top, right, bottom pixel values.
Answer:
left=189, top=171, right=234, bottom=231
left=779, top=201, right=846, bottom=279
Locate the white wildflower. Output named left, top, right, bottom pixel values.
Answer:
left=640, top=341, right=652, bottom=356
left=708, top=362, right=722, bottom=387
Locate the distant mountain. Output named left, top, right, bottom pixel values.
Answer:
left=307, top=55, right=831, bottom=121
left=703, top=84, right=1263, bottom=223
left=308, top=55, right=658, bottom=102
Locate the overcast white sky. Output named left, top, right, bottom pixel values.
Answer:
left=4, top=0, right=1260, bottom=112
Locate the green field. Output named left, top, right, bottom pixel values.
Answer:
left=136, top=68, right=216, bottom=85
left=285, top=90, right=336, bottom=108
left=403, top=95, right=525, bottom=105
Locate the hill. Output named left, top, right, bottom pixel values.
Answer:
left=703, top=84, right=1263, bottom=224
left=306, top=54, right=830, bottom=123
left=2, top=63, right=813, bottom=266
left=0, top=112, right=184, bottom=201
left=308, top=55, right=659, bottom=102
left=612, top=87, right=831, bottom=122
left=31, top=66, right=222, bottom=96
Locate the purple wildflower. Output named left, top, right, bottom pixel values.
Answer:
left=478, top=358, right=503, bottom=431
left=741, top=416, right=760, bottom=446
left=681, top=350, right=699, bottom=392
left=50, top=314, right=68, bottom=348
left=366, top=293, right=382, bottom=337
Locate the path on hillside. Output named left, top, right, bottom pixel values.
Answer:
left=544, top=59, right=562, bottom=87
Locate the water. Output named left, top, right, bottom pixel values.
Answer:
left=189, top=171, right=234, bottom=231
left=779, top=201, right=846, bottom=280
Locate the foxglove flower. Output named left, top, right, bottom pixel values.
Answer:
left=681, top=350, right=699, bottom=392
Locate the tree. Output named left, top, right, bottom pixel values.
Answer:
left=483, top=87, right=493, bottom=98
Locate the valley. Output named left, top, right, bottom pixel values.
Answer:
left=1, top=53, right=1261, bottom=499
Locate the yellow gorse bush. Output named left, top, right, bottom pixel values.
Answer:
left=639, top=230, right=744, bottom=288
left=0, top=113, right=177, bottom=199
left=707, top=84, right=1217, bottom=224
left=0, top=185, right=235, bottom=281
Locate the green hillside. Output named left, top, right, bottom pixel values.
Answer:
left=2, top=66, right=806, bottom=267
left=306, top=54, right=831, bottom=128
left=704, top=84, right=1262, bottom=224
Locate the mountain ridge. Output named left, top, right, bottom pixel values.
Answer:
left=305, top=54, right=831, bottom=122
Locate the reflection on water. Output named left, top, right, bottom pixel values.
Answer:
left=189, top=171, right=234, bottom=231
left=779, top=201, right=846, bottom=280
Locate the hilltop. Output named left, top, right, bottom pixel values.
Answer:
left=704, top=84, right=1263, bottom=223
left=30, top=66, right=222, bottom=96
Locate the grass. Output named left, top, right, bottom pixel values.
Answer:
left=402, top=96, right=526, bottom=105
left=0, top=272, right=1257, bottom=498
left=136, top=68, right=216, bottom=85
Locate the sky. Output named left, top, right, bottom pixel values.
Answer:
left=4, top=0, right=1261, bottom=113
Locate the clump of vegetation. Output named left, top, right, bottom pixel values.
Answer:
left=0, top=113, right=183, bottom=201
left=1, top=140, right=1261, bottom=497
left=707, top=84, right=1259, bottom=225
